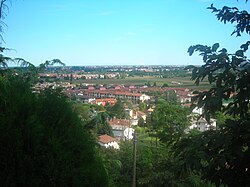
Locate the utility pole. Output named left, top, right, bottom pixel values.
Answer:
left=132, top=131, right=137, bottom=187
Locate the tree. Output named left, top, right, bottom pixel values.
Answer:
left=176, top=1, right=250, bottom=186
left=139, top=102, right=147, bottom=112
left=88, top=111, right=113, bottom=136
left=151, top=99, right=190, bottom=145
left=107, top=99, right=126, bottom=119
left=164, top=90, right=178, bottom=104
left=162, top=83, right=169, bottom=87
left=0, top=0, right=10, bottom=42
left=138, top=117, right=145, bottom=127
left=0, top=2, right=109, bottom=186
left=208, top=1, right=249, bottom=37
left=0, top=76, right=109, bottom=186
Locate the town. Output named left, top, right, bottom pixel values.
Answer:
left=34, top=65, right=217, bottom=149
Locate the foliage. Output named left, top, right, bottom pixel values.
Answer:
left=177, top=1, right=250, bottom=186
left=72, top=103, right=92, bottom=122
left=101, top=138, right=219, bottom=187
left=162, top=83, right=169, bottom=87
left=215, top=111, right=238, bottom=128
left=100, top=148, right=122, bottom=187
left=138, top=117, right=145, bottom=127
left=88, top=111, right=113, bottom=136
left=139, top=102, right=147, bottom=112
left=164, top=90, right=178, bottom=104
left=0, top=76, right=108, bottom=186
left=175, top=118, right=250, bottom=186
left=208, top=2, right=249, bottom=36
left=188, top=42, right=250, bottom=121
left=151, top=99, right=190, bottom=144
left=0, top=0, right=10, bottom=42
left=107, top=99, right=126, bottom=119
left=39, top=59, right=65, bottom=73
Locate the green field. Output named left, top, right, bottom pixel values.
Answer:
left=71, top=76, right=211, bottom=91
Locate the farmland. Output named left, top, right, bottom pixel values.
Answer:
left=71, top=75, right=211, bottom=91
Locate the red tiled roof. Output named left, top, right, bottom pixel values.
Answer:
left=109, top=119, right=131, bottom=127
left=95, top=98, right=117, bottom=102
left=98, top=134, right=115, bottom=144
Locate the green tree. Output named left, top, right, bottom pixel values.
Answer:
left=138, top=117, right=145, bottom=127
left=0, top=0, right=10, bottom=42
left=88, top=111, right=113, bottom=136
left=38, top=59, right=65, bottom=73
left=176, top=1, right=250, bottom=186
left=139, top=102, right=147, bottom=112
left=0, top=76, right=109, bottom=186
left=72, top=103, right=92, bottom=122
left=151, top=99, right=190, bottom=145
left=164, top=90, right=178, bottom=104
left=162, top=83, right=169, bottom=87
left=108, top=99, right=126, bottom=119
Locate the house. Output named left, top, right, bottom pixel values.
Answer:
left=84, top=90, right=150, bottom=103
left=176, top=90, right=192, bottom=103
left=98, top=134, right=119, bottom=149
left=125, top=109, right=137, bottom=119
left=139, top=94, right=150, bottom=102
left=186, top=106, right=216, bottom=132
left=189, top=118, right=217, bottom=132
left=90, top=98, right=117, bottom=106
left=109, top=119, right=135, bottom=140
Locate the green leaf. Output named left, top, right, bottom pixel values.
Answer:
left=235, top=50, right=244, bottom=57
left=212, top=43, right=220, bottom=52
left=188, top=46, right=195, bottom=56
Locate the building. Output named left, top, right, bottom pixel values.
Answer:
left=188, top=106, right=217, bottom=132
left=190, top=118, right=217, bottom=132
left=98, top=134, right=119, bottom=149
left=90, top=98, right=117, bottom=106
left=83, top=90, right=150, bottom=103
left=109, top=119, right=135, bottom=140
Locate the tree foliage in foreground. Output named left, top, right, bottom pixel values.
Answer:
left=0, top=76, right=108, bottom=187
left=188, top=42, right=250, bottom=121
left=177, top=1, right=250, bottom=186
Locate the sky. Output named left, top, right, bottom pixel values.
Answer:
left=2, top=0, right=250, bottom=66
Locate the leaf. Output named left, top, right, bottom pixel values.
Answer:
left=240, top=41, right=250, bottom=52
left=212, top=43, right=220, bottom=52
left=187, top=46, right=195, bottom=56
left=219, top=48, right=227, bottom=53
left=235, top=50, right=244, bottom=57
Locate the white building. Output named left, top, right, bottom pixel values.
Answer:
left=98, top=134, right=119, bottom=149
left=190, top=118, right=217, bottom=132
left=188, top=106, right=217, bottom=132
left=140, top=94, right=150, bottom=102
left=109, top=119, right=135, bottom=140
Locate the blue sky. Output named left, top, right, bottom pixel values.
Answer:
left=2, top=0, right=250, bottom=66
